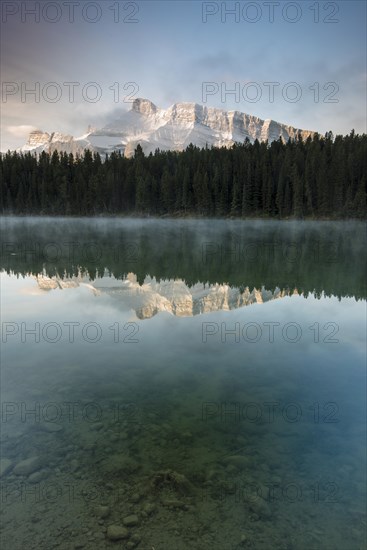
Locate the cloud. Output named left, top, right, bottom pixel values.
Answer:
left=7, top=125, right=37, bottom=138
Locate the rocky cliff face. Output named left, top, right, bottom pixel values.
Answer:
left=23, top=130, right=89, bottom=156
left=21, top=98, right=316, bottom=157
left=36, top=273, right=299, bottom=320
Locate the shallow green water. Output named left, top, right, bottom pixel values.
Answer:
left=0, top=218, right=366, bottom=549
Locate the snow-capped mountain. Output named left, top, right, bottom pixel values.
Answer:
left=21, top=98, right=316, bottom=157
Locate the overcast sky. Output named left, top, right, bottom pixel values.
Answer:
left=1, top=0, right=366, bottom=151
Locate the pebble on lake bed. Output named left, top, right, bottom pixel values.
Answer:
left=123, top=514, right=139, bottom=526
left=249, top=496, right=272, bottom=518
left=39, top=422, right=63, bottom=433
left=95, top=505, right=110, bottom=519
left=13, top=456, right=42, bottom=476
left=106, top=525, right=129, bottom=540
left=126, top=533, right=142, bottom=549
left=28, top=470, right=48, bottom=484
left=143, top=502, right=156, bottom=516
left=222, top=455, right=250, bottom=469
left=161, top=498, right=186, bottom=509
left=0, top=459, right=13, bottom=478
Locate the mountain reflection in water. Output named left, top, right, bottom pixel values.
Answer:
left=35, top=273, right=302, bottom=319
left=1, top=218, right=366, bottom=302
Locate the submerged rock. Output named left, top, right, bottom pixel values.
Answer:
left=0, top=458, right=13, bottom=478
left=106, top=525, right=129, bottom=541
left=95, top=505, right=110, bottom=519
left=222, top=455, right=251, bottom=469
left=123, top=514, right=139, bottom=527
left=39, top=422, right=63, bottom=433
left=161, top=498, right=187, bottom=509
left=143, top=502, right=156, bottom=516
left=127, top=534, right=141, bottom=548
left=102, top=455, right=140, bottom=475
left=248, top=496, right=272, bottom=518
left=151, top=469, right=193, bottom=495
left=13, top=456, right=42, bottom=476
left=28, top=470, right=48, bottom=483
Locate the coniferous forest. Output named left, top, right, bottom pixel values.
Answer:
left=1, top=132, right=366, bottom=218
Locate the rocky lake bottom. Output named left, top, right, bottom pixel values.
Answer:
left=0, top=218, right=366, bottom=549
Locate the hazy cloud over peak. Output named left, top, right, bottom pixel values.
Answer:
left=1, top=0, right=366, bottom=150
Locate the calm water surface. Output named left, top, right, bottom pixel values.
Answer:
left=0, top=218, right=366, bottom=550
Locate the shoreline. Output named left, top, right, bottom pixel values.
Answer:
left=1, top=213, right=365, bottom=222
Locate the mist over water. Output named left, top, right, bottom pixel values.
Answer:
left=1, top=217, right=366, bottom=296
left=0, top=218, right=366, bottom=549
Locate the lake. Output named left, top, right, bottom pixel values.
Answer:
left=0, top=217, right=366, bottom=550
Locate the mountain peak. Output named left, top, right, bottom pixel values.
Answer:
left=130, top=98, right=158, bottom=116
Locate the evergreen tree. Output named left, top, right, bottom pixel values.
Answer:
left=230, top=177, right=241, bottom=216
